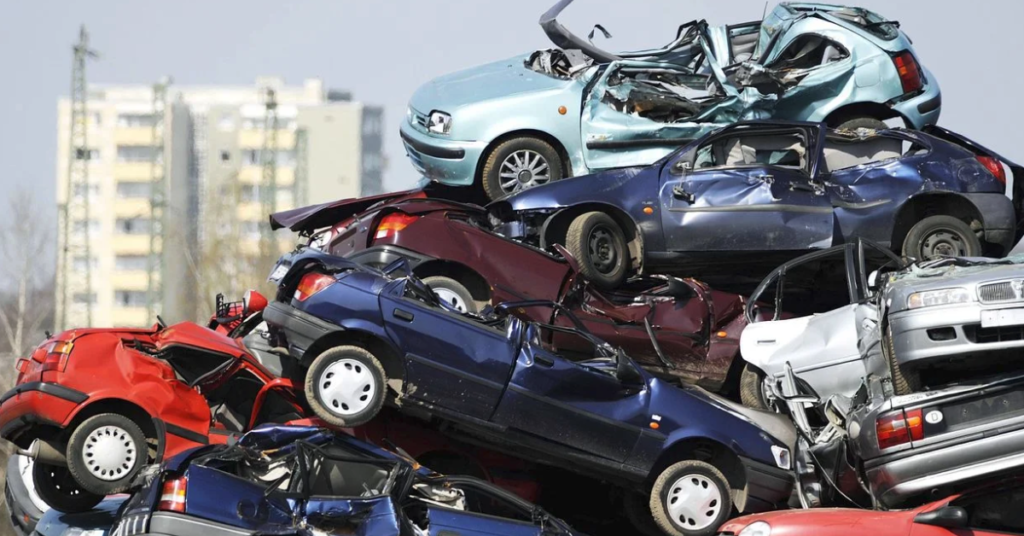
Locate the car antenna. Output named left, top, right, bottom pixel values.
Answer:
left=761, top=1, right=768, bottom=21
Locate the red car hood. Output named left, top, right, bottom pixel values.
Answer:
left=153, top=321, right=248, bottom=359
left=719, top=506, right=919, bottom=536
left=269, top=189, right=423, bottom=232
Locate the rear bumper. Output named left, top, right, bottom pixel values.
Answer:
left=740, top=456, right=794, bottom=512
left=864, top=424, right=1024, bottom=507
left=963, top=192, right=1017, bottom=253
left=891, top=68, right=941, bottom=129
left=0, top=382, right=87, bottom=447
left=263, top=302, right=342, bottom=361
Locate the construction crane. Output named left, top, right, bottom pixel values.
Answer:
left=258, top=87, right=279, bottom=264
left=56, top=25, right=98, bottom=331
left=146, top=77, right=171, bottom=322
left=293, top=128, right=309, bottom=208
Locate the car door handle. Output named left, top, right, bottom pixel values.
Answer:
left=534, top=355, right=555, bottom=367
left=393, top=309, right=414, bottom=322
left=672, top=184, right=695, bottom=203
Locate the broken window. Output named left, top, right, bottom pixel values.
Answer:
left=601, top=67, right=722, bottom=124
left=825, top=7, right=900, bottom=41
left=822, top=133, right=927, bottom=172
left=727, top=23, right=760, bottom=63
left=694, top=131, right=808, bottom=171
left=768, top=35, right=849, bottom=71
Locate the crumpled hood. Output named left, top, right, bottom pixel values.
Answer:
left=409, top=54, right=574, bottom=114
left=270, top=189, right=422, bottom=232
left=154, top=321, right=249, bottom=359
left=493, top=166, right=648, bottom=212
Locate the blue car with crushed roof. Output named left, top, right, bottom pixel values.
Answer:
left=488, top=121, right=1023, bottom=289
left=402, top=0, right=941, bottom=200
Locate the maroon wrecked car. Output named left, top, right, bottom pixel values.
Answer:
left=269, top=189, right=762, bottom=391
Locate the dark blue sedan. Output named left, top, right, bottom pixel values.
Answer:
left=263, top=249, right=796, bottom=536
left=111, top=425, right=577, bottom=536
left=488, top=121, right=1023, bottom=288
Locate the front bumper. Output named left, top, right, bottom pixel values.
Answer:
left=891, top=68, right=941, bottom=129
left=863, top=423, right=1024, bottom=507
left=262, top=302, right=342, bottom=362
left=399, top=121, right=486, bottom=187
left=889, top=301, right=1024, bottom=366
left=0, top=382, right=88, bottom=447
left=740, top=456, right=794, bottom=512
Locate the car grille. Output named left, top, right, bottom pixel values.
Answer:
left=979, top=280, right=1024, bottom=303
left=964, top=323, right=1024, bottom=344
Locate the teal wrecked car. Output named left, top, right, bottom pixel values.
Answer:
left=401, top=1, right=942, bottom=200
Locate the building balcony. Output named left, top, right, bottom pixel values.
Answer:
left=113, top=162, right=157, bottom=181
left=114, top=127, right=156, bottom=146
left=111, top=307, right=151, bottom=328
left=112, top=270, right=151, bottom=291
left=112, top=235, right=153, bottom=255
left=238, top=129, right=296, bottom=150
left=238, top=165, right=295, bottom=186
left=114, top=199, right=152, bottom=218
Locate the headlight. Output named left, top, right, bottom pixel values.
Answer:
left=738, top=521, right=771, bottom=536
left=406, top=107, right=413, bottom=124
left=907, top=287, right=972, bottom=309
left=427, top=111, right=452, bottom=135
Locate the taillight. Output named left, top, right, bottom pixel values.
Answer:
left=893, top=51, right=922, bottom=94
left=15, top=359, right=28, bottom=374
left=294, top=272, right=336, bottom=302
left=41, top=341, right=74, bottom=373
left=157, top=475, right=187, bottom=513
left=373, top=212, right=420, bottom=242
left=976, top=155, right=1006, bottom=184
left=877, top=409, right=925, bottom=450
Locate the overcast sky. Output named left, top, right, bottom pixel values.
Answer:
left=2, top=0, right=1023, bottom=212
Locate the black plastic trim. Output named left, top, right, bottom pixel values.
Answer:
left=164, top=423, right=209, bottom=445
left=0, top=382, right=88, bottom=406
left=400, top=130, right=465, bottom=159
left=917, top=93, right=941, bottom=115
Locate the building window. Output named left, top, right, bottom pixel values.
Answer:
left=116, top=181, right=151, bottom=198
left=114, top=290, right=147, bottom=308
left=117, top=145, right=161, bottom=163
left=73, top=292, right=97, bottom=305
left=115, top=255, right=149, bottom=271
left=220, top=150, right=231, bottom=162
left=75, top=148, right=100, bottom=161
left=217, top=114, right=235, bottom=132
left=242, top=149, right=295, bottom=166
left=116, top=218, right=150, bottom=235
left=242, top=118, right=263, bottom=130
left=240, top=185, right=259, bottom=203
left=117, top=114, right=157, bottom=128
left=241, top=221, right=262, bottom=239
left=91, top=112, right=103, bottom=127
left=72, top=256, right=98, bottom=271
left=72, top=183, right=101, bottom=199
left=243, top=149, right=260, bottom=165
left=72, top=220, right=100, bottom=237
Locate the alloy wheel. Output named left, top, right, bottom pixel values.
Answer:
left=498, top=150, right=551, bottom=195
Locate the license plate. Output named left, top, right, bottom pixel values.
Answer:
left=981, top=308, right=1024, bottom=328
left=268, top=262, right=290, bottom=283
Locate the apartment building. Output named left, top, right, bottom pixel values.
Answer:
left=55, top=77, right=385, bottom=329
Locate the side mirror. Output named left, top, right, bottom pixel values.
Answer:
left=867, top=270, right=880, bottom=292
left=615, top=350, right=644, bottom=386
left=243, top=290, right=268, bottom=315
left=671, top=160, right=692, bottom=176
left=913, top=506, right=968, bottom=529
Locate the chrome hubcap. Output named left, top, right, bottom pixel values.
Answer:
left=318, top=358, right=377, bottom=416
left=83, top=425, right=137, bottom=481
left=921, top=229, right=968, bottom=259
left=588, top=226, right=617, bottom=274
left=666, top=474, right=724, bottom=531
left=499, top=150, right=550, bottom=194
left=433, top=287, right=469, bottom=313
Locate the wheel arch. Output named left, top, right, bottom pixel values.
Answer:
left=476, top=129, right=574, bottom=183
left=543, top=203, right=644, bottom=271
left=64, top=398, right=159, bottom=457
left=651, top=436, right=748, bottom=510
left=823, top=101, right=905, bottom=128
left=303, top=329, right=406, bottom=384
left=890, top=192, right=983, bottom=253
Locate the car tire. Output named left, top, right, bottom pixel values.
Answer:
left=481, top=137, right=564, bottom=201
left=901, top=215, right=982, bottom=261
left=650, top=460, right=732, bottom=536
left=32, top=461, right=104, bottom=513
left=884, top=324, right=920, bottom=395
left=422, top=276, right=479, bottom=314
left=566, top=211, right=629, bottom=290
left=66, top=413, right=148, bottom=496
left=739, top=365, right=770, bottom=411
left=835, top=117, right=889, bottom=131
left=305, top=345, right=387, bottom=428
left=624, top=490, right=664, bottom=536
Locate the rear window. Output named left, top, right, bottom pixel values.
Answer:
left=824, top=7, right=900, bottom=40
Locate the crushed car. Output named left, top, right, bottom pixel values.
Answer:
left=489, top=121, right=1021, bottom=289
left=402, top=0, right=941, bottom=200
left=270, top=192, right=766, bottom=391
left=111, top=425, right=579, bottom=536
left=263, top=247, right=796, bottom=536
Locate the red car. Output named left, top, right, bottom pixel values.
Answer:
left=270, top=189, right=760, bottom=390
left=718, top=479, right=1024, bottom=536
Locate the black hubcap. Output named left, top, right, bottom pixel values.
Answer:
left=588, top=226, right=617, bottom=274
left=921, top=228, right=969, bottom=259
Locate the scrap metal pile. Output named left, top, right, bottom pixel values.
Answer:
left=6, top=2, right=1024, bottom=536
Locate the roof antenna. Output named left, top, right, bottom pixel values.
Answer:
left=762, top=1, right=768, bottom=21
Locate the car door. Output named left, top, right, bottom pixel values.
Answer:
left=380, top=279, right=518, bottom=421
left=491, top=321, right=646, bottom=463
left=659, top=123, right=834, bottom=251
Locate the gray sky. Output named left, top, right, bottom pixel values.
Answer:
left=2, top=0, right=1023, bottom=211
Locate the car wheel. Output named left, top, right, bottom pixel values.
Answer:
left=739, top=365, right=770, bottom=411
left=565, top=211, right=629, bottom=289
left=624, top=490, right=664, bottom=536
left=66, top=413, right=148, bottom=496
left=884, top=324, right=920, bottom=395
left=422, top=276, right=479, bottom=314
left=305, top=345, right=387, bottom=427
left=902, top=215, right=982, bottom=261
left=650, top=460, right=732, bottom=536
left=835, top=117, right=889, bottom=131
left=32, top=461, right=104, bottom=513
left=480, top=137, right=564, bottom=201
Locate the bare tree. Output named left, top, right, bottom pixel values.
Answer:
left=0, top=189, right=53, bottom=360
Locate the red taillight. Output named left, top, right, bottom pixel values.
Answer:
left=294, top=273, right=336, bottom=302
left=41, top=341, right=74, bottom=373
left=373, top=212, right=420, bottom=242
left=157, top=476, right=187, bottom=513
left=976, top=156, right=1006, bottom=184
left=15, top=359, right=28, bottom=374
left=893, top=51, right=922, bottom=94
left=877, top=409, right=925, bottom=450
left=243, top=289, right=268, bottom=314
